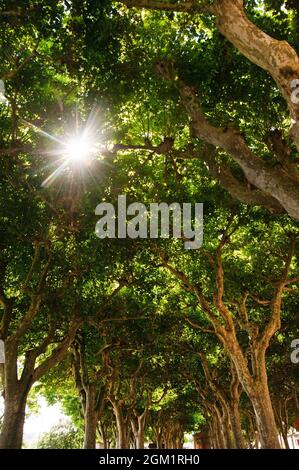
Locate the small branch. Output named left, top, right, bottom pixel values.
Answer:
left=118, top=0, right=206, bottom=13
left=184, top=316, right=215, bottom=335
left=259, top=237, right=297, bottom=350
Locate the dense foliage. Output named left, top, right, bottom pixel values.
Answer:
left=0, top=0, right=298, bottom=449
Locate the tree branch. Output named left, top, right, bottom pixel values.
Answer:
left=118, top=0, right=206, bottom=13
left=155, top=60, right=299, bottom=220
left=33, top=317, right=82, bottom=382
left=259, top=237, right=297, bottom=350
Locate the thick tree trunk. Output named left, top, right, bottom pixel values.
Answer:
left=230, top=364, right=280, bottom=448
left=0, top=341, right=30, bottom=449
left=224, top=360, right=280, bottom=448
left=212, top=413, right=222, bottom=449
left=220, top=334, right=281, bottom=448
left=249, top=387, right=280, bottom=449
left=0, top=391, right=27, bottom=449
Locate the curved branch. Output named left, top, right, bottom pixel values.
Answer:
left=156, top=60, right=299, bottom=220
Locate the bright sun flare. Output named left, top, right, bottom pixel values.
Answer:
left=64, top=136, right=93, bottom=163
left=28, top=108, right=102, bottom=187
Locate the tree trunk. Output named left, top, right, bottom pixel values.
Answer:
left=278, top=399, right=290, bottom=449
left=84, top=385, right=98, bottom=449
left=155, top=428, right=163, bottom=449
left=131, top=413, right=146, bottom=449
left=224, top=337, right=281, bottom=448
left=136, top=429, right=144, bottom=449
left=0, top=390, right=27, bottom=449
left=215, top=411, right=227, bottom=449
left=249, top=386, right=280, bottom=449
left=233, top=372, right=280, bottom=448
left=281, top=428, right=289, bottom=450
left=211, top=417, right=220, bottom=449
left=113, top=404, right=129, bottom=449
left=228, top=402, right=245, bottom=449
left=211, top=423, right=217, bottom=449
left=213, top=405, right=226, bottom=448
left=98, top=421, right=108, bottom=449
left=0, top=341, right=30, bottom=449
left=164, top=431, right=171, bottom=449
left=220, top=404, right=234, bottom=449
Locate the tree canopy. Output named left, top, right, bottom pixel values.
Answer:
left=0, top=0, right=299, bottom=450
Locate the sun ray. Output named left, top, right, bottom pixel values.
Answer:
left=25, top=109, right=104, bottom=188
left=21, top=119, right=65, bottom=145
left=41, top=160, right=69, bottom=188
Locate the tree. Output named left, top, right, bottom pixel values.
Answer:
left=0, top=201, right=83, bottom=448
left=36, top=422, right=83, bottom=449
left=115, top=0, right=299, bottom=218
left=149, top=214, right=298, bottom=448
left=1, top=0, right=299, bottom=450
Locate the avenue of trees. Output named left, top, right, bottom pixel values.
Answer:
left=0, top=0, right=299, bottom=449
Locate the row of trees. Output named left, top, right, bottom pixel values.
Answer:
left=0, top=0, right=299, bottom=449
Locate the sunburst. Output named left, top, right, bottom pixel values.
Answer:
left=24, top=107, right=105, bottom=188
